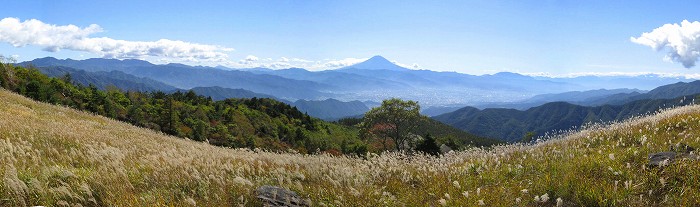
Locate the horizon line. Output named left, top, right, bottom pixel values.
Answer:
left=10, top=56, right=700, bottom=80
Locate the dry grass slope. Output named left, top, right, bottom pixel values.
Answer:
left=1, top=88, right=699, bottom=206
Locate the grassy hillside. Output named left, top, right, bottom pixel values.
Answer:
left=2, top=88, right=700, bottom=206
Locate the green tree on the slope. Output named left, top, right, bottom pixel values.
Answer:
left=521, top=131, right=536, bottom=143
left=360, top=98, right=421, bottom=151
left=416, top=133, right=440, bottom=155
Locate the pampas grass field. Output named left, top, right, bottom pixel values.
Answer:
left=1, top=88, right=700, bottom=206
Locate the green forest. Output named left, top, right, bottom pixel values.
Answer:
left=0, top=60, right=497, bottom=155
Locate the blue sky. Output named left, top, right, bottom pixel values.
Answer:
left=1, top=0, right=700, bottom=76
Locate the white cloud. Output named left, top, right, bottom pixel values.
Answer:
left=323, top=57, right=367, bottom=68
left=238, top=55, right=259, bottom=65
left=393, top=61, right=420, bottom=69
left=524, top=71, right=700, bottom=79
left=631, top=20, right=700, bottom=68
left=290, top=58, right=314, bottom=63
left=0, top=18, right=393, bottom=70
left=222, top=56, right=425, bottom=71
left=223, top=56, right=372, bottom=70
left=264, top=62, right=291, bottom=69
left=245, top=55, right=259, bottom=61
left=0, top=17, right=233, bottom=62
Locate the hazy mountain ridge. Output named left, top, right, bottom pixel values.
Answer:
left=340, top=55, right=410, bottom=71
left=474, top=88, right=646, bottom=110
left=526, top=88, right=645, bottom=104
left=435, top=95, right=699, bottom=142
left=246, top=67, right=413, bottom=91
left=24, top=62, right=381, bottom=121
left=32, top=65, right=287, bottom=102
left=292, top=99, right=370, bottom=121
left=122, top=64, right=332, bottom=100
left=605, top=80, right=700, bottom=105
left=27, top=57, right=154, bottom=72
left=25, top=56, right=696, bottom=107
left=182, top=86, right=277, bottom=101
left=535, top=75, right=692, bottom=91
left=160, top=86, right=372, bottom=121
left=23, top=57, right=332, bottom=100
left=35, top=65, right=178, bottom=92
left=530, top=80, right=700, bottom=108
left=420, top=105, right=466, bottom=117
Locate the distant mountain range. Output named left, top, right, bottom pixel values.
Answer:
left=340, top=55, right=410, bottom=71
left=434, top=81, right=700, bottom=142
left=534, top=75, right=693, bottom=93
left=36, top=66, right=177, bottom=92
left=181, top=86, right=277, bottom=100
left=22, top=56, right=695, bottom=107
left=21, top=56, right=700, bottom=128
left=24, top=57, right=329, bottom=100
left=472, top=80, right=700, bottom=110
left=473, top=88, right=646, bottom=110
left=421, top=106, right=467, bottom=117
left=23, top=63, right=371, bottom=120
left=435, top=96, right=698, bottom=142
left=176, top=88, right=369, bottom=120
left=606, top=80, right=700, bottom=104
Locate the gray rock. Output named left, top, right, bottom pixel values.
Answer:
left=439, top=144, right=453, bottom=154
left=255, top=185, right=310, bottom=207
left=648, top=152, right=676, bottom=167
left=648, top=150, right=700, bottom=167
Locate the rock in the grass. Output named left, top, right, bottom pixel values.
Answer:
left=255, top=185, right=310, bottom=207
left=648, top=152, right=676, bottom=167
left=648, top=147, right=700, bottom=167
left=439, top=144, right=453, bottom=154
left=670, top=143, right=695, bottom=153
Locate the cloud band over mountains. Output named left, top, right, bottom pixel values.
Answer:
left=0, top=17, right=233, bottom=62
left=0, top=17, right=418, bottom=70
left=632, top=20, right=700, bottom=68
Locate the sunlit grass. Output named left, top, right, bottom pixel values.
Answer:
left=1, top=88, right=699, bottom=206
